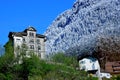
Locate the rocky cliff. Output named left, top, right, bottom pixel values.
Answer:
left=44, top=0, right=120, bottom=54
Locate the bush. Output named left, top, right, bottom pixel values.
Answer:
left=51, top=52, right=78, bottom=67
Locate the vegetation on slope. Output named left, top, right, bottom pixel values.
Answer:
left=0, top=40, right=98, bottom=80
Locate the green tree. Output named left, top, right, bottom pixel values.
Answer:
left=51, top=52, right=78, bottom=68
left=0, top=40, right=97, bottom=80
left=0, top=40, right=15, bottom=80
left=0, top=45, right=4, bottom=56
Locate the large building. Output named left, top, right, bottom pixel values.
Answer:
left=8, top=27, right=46, bottom=59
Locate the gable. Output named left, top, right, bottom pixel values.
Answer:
left=27, top=27, right=36, bottom=31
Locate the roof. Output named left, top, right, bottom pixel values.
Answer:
left=8, top=32, right=27, bottom=37
left=8, top=27, right=46, bottom=38
left=24, top=27, right=37, bottom=32
left=9, top=32, right=45, bottom=38
left=77, top=54, right=94, bottom=61
left=36, top=34, right=46, bottom=38
left=79, top=56, right=97, bottom=62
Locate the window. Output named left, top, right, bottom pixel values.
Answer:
left=38, top=46, right=41, bottom=51
left=38, top=53, right=41, bottom=57
left=16, top=39, right=20, bottom=42
left=29, top=39, right=34, bottom=43
left=23, top=38, right=26, bottom=42
left=80, top=61, right=85, bottom=64
left=29, top=32, right=34, bottom=37
left=82, top=66, right=86, bottom=70
left=92, top=63, right=95, bottom=69
left=30, top=45, right=34, bottom=49
left=36, top=39, right=40, bottom=44
left=17, top=45, right=20, bottom=49
left=90, top=60, right=92, bottom=63
left=16, top=39, right=20, bottom=40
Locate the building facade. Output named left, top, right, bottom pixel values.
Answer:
left=79, top=57, right=101, bottom=80
left=8, top=27, right=46, bottom=59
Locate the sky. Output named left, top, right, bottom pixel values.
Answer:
left=0, top=0, right=75, bottom=45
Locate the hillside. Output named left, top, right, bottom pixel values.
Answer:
left=0, top=40, right=92, bottom=80
left=44, top=0, right=120, bottom=55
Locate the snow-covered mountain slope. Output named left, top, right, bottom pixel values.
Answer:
left=44, top=0, right=120, bottom=54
